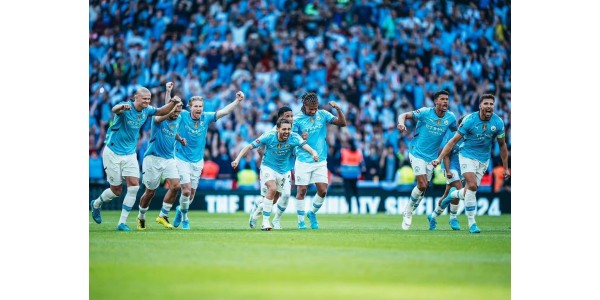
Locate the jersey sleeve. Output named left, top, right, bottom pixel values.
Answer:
left=290, top=132, right=307, bottom=147
left=250, top=132, right=271, bottom=148
left=322, top=110, right=336, bottom=124
left=206, top=112, right=217, bottom=123
left=496, top=119, right=506, bottom=139
left=412, top=107, right=428, bottom=121
left=458, top=114, right=472, bottom=136
left=146, top=105, right=158, bottom=116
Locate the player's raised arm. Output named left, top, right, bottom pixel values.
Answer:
left=328, top=101, right=347, bottom=127
left=231, top=143, right=255, bottom=169
left=497, top=137, right=510, bottom=179
left=112, top=102, right=131, bottom=115
left=154, top=97, right=182, bottom=123
left=216, top=91, right=245, bottom=120
left=156, top=87, right=181, bottom=116
left=164, top=81, right=174, bottom=104
left=432, top=132, right=463, bottom=167
left=397, top=111, right=414, bottom=133
left=301, top=143, right=319, bottom=162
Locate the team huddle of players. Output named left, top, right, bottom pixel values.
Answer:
left=90, top=84, right=509, bottom=234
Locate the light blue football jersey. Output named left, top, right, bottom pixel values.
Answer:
left=441, top=132, right=462, bottom=172
left=293, top=110, right=335, bottom=163
left=175, top=111, right=216, bottom=163
left=105, top=101, right=158, bottom=155
left=458, top=112, right=506, bottom=163
left=266, top=124, right=297, bottom=171
left=251, top=131, right=306, bottom=174
left=144, top=116, right=181, bottom=159
left=408, top=107, right=457, bottom=162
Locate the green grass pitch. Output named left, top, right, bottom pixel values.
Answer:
left=90, top=212, right=510, bottom=300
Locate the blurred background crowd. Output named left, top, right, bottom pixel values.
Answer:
left=89, top=0, right=511, bottom=192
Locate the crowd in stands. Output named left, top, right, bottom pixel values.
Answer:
left=89, top=0, right=511, bottom=192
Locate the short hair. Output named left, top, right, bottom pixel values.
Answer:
left=433, top=90, right=449, bottom=100
left=277, top=106, right=292, bottom=118
left=188, top=96, right=204, bottom=107
left=479, top=94, right=495, bottom=104
left=135, top=87, right=151, bottom=97
left=276, top=118, right=292, bottom=128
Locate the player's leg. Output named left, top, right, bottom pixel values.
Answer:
left=294, top=161, right=311, bottom=229
left=458, top=155, right=485, bottom=233
left=272, top=172, right=292, bottom=229
left=116, top=153, right=142, bottom=231
left=447, top=179, right=463, bottom=230
left=155, top=160, right=181, bottom=229
left=306, top=162, right=329, bottom=229
left=137, top=156, right=161, bottom=230
left=261, top=178, right=278, bottom=231
left=91, top=147, right=123, bottom=224
left=173, top=158, right=197, bottom=229
left=403, top=154, right=432, bottom=230
left=429, top=169, right=462, bottom=230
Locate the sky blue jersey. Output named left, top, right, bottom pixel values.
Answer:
left=251, top=131, right=306, bottom=174
left=441, top=131, right=461, bottom=171
left=175, top=111, right=216, bottom=163
left=293, top=110, right=335, bottom=163
left=144, top=116, right=181, bottom=159
left=458, top=112, right=506, bottom=163
left=408, top=107, right=457, bottom=162
left=105, top=101, right=158, bottom=155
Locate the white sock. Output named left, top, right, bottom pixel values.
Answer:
left=296, top=199, right=305, bottom=222
left=262, top=198, right=274, bottom=226
left=450, top=204, right=459, bottom=219
left=119, top=186, right=139, bottom=225
left=180, top=195, right=190, bottom=221
left=310, top=194, right=325, bottom=213
left=451, top=188, right=466, bottom=200
left=464, top=189, right=477, bottom=226
left=406, top=186, right=424, bottom=215
left=274, top=194, right=290, bottom=220
left=432, top=203, right=444, bottom=218
left=252, top=197, right=265, bottom=219
left=137, top=206, right=149, bottom=220
left=159, top=202, right=173, bottom=218
left=94, top=188, right=117, bottom=208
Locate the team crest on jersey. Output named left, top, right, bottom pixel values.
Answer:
left=316, top=116, right=321, bottom=121
left=482, top=124, right=487, bottom=131
left=194, top=122, right=198, bottom=128
left=200, top=121, right=204, bottom=126
left=444, top=120, right=449, bottom=125
left=491, top=126, right=496, bottom=132
left=285, top=144, right=290, bottom=148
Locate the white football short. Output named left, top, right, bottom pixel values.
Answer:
left=443, top=169, right=462, bottom=184
left=102, top=145, right=140, bottom=186
left=458, top=154, right=489, bottom=186
left=142, top=155, right=179, bottom=190
left=176, top=158, right=204, bottom=189
left=408, top=153, right=434, bottom=182
left=294, top=160, right=328, bottom=185
left=260, top=165, right=291, bottom=194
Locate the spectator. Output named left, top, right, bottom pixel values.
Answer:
left=340, top=140, right=365, bottom=208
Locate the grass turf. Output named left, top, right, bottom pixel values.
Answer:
left=90, top=211, right=510, bottom=300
